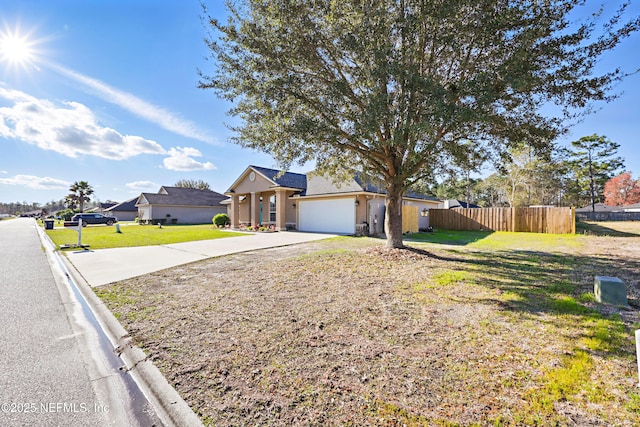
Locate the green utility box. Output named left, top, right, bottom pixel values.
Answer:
left=594, top=276, right=628, bottom=306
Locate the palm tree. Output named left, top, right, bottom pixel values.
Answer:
left=67, top=181, right=94, bottom=213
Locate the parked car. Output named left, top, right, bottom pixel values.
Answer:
left=71, top=213, right=118, bottom=226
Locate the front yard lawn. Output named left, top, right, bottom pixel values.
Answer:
left=95, top=223, right=640, bottom=426
left=44, top=222, right=245, bottom=250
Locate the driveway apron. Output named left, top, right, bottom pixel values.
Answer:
left=65, top=230, right=335, bottom=287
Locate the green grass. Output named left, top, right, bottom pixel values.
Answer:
left=408, top=229, right=583, bottom=252
left=97, top=226, right=640, bottom=425
left=44, top=222, right=246, bottom=250
left=527, top=350, right=594, bottom=413
left=405, top=228, right=638, bottom=424
left=407, top=230, right=493, bottom=245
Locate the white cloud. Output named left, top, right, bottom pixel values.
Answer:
left=46, top=62, right=218, bottom=145
left=125, top=180, right=160, bottom=192
left=0, top=174, right=70, bottom=190
left=0, top=87, right=166, bottom=160
left=162, top=147, right=216, bottom=171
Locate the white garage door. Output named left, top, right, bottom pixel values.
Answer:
left=298, top=198, right=355, bottom=234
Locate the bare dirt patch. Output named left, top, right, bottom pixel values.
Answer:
left=96, top=228, right=640, bottom=426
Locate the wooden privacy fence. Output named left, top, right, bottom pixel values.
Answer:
left=402, top=205, right=419, bottom=234
left=429, top=207, right=576, bottom=234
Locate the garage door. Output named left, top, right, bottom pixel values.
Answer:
left=298, top=198, right=355, bottom=234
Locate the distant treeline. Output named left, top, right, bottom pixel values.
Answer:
left=0, top=200, right=98, bottom=216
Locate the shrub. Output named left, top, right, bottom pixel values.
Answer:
left=213, top=213, right=230, bottom=228
left=57, top=209, right=75, bottom=221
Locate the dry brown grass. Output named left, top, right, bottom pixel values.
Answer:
left=96, top=224, right=640, bottom=426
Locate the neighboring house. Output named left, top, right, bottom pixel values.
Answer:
left=575, top=203, right=623, bottom=213
left=84, top=203, right=117, bottom=214
left=20, top=210, right=41, bottom=217
left=224, top=165, right=442, bottom=235
left=136, top=186, right=227, bottom=224
left=98, top=202, right=117, bottom=214
left=575, top=202, right=640, bottom=221
left=623, top=202, right=640, bottom=212
left=443, top=199, right=480, bottom=209
left=104, top=197, right=138, bottom=221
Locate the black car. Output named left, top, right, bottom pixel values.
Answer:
left=71, top=213, right=118, bottom=226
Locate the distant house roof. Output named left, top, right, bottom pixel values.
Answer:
left=100, top=202, right=117, bottom=210
left=137, top=187, right=227, bottom=207
left=623, top=202, right=640, bottom=211
left=105, top=197, right=138, bottom=212
left=444, top=199, right=480, bottom=209
left=575, top=202, right=623, bottom=213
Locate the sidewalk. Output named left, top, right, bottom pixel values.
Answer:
left=65, top=231, right=335, bottom=287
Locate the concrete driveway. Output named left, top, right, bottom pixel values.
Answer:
left=65, top=231, right=334, bottom=287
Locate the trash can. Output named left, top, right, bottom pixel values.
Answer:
left=44, top=219, right=54, bottom=230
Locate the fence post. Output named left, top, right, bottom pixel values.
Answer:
left=636, top=329, right=640, bottom=387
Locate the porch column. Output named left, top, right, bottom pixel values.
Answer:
left=230, top=194, right=239, bottom=229
left=251, top=192, right=261, bottom=227
left=275, top=189, right=287, bottom=231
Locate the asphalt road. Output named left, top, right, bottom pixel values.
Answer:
left=0, top=218, right=161, bottom=426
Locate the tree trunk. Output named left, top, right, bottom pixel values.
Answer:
left=384, top=181, right=404, bottom=249
left=588, top=151, right=596, bottom=212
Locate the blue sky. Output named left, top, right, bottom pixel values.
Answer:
left=0, top=1, right=638, bottom=205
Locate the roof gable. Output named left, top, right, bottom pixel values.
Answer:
left=227, top=165, right=307, bottom=193
left=251, top=166, right=307, bottom=189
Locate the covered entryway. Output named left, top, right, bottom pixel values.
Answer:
left=225, top=166, right=306, bottom=231
left=298, top=198, right=355, bottom=234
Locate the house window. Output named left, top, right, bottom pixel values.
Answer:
left=269, top=195, right=276, bottom=222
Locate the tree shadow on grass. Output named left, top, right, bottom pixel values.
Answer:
left=576, top=221, right=640, bottom=237
left=402, top=245, right=639, bottom=357
left=404, top=229, right=494, bottom=246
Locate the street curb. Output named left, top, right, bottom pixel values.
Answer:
left=39, top=228, right=204, bottom=427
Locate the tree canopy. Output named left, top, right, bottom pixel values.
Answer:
left=604, top=172, right=640, bottom=206
left=174, top=179, right=212, bottom=190
left=566, top=134, right=624, bottom=211
left=201, top=0, right=639, bottom=247
left=67, top=181, right=94, bottom=213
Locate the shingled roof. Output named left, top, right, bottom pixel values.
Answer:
left=250, top=166, right=307, bottom=189
left=137, top=187, right=226, bottom=207
left=105, top=197, right=138, bottom=212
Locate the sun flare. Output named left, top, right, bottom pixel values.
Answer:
left=0, top=28, right=37, bottom=66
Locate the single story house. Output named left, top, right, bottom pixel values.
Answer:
left=575, top=203, right=623, bottom=213
left=623, top=202, right=640, bottom=212
left=135, top=186, right=227, bottom=224
left=104, top=197, right=138, bottom=222
left=224, top=165, right=442, bottom=235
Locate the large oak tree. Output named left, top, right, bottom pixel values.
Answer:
left=201, top=0, right=638, bottom=248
